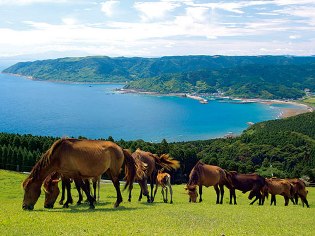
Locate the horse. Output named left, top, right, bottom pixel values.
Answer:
left=226, top=171, right=266, bottom=205
left=22, top=138, right=147, bottom=210
left=288, top=178, right=309, bottom=208
left=263, top=178, right=295, bottom=206
left=153, top=170, right=173, bottom=204
left=128, top=149, right=180, bottom=203
left=43, top=173, right=100, bottom=209
left=185, top=161, right=233, bottom=204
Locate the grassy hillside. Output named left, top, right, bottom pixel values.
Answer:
left=1, top=170, right=314, bottom=235
left=3, top=55, right=315, bottom=99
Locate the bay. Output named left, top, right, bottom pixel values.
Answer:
left=0, top=73, right=296, bottom=142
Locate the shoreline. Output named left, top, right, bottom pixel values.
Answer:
left=3, top=72, right=313, bottom=119
left=117, top=88, right=313, bottom=119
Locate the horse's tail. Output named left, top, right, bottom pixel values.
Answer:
left=154, top=154, right=180, bottom=171
left=122, top=149, right=146, bottom=191
left=223, top=169, right=234, bottom=189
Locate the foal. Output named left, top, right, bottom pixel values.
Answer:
left=153, top=170, right=173, bottom=204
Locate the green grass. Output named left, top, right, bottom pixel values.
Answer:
left=301, top=96, right=315, bottom=106
left=1, top=169, right=314, bottom=235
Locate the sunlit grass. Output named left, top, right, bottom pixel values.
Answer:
left=0, top=169, right=314, bottom=235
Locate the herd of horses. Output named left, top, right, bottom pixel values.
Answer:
left=22, top=138, right=310, bottom=210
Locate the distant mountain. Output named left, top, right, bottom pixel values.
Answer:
left=3, top=55, right=315, bottom=99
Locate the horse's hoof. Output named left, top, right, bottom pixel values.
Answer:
left=63, top=204, right=69, bottom=208
left=170, top=201, right=173, bottom=204
left=59, top=201, right=64, bottom=205
left=76, top=202, right=82, bottom=205
left=89, top=205, right=95, bottom=209
left=128, top=199, right=131, bottom=202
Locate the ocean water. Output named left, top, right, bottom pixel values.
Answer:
left=0, top=73, right=298, bottom=142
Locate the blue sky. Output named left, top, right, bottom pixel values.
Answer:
left=0, top=0, right=314, bottom=58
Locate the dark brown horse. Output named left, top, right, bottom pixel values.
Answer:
left=185, top=161, right=233, bottom=204
left=22, top=138, right=146, bottom=210
left=288, top=178, right=309, bottom=208
left=226, top=171, right=266, bottom=205
left=128, top=149, right=180, bottom=203
left=263, top=178, right=295, bottom=206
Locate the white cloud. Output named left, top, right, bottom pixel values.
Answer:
left=134, top=1, right=180, bottom=21
left=101, top=0, right=119, bottom=17
left=0, top=0, right=68, bottom=5
left=289, top=35, right=301, bottom=39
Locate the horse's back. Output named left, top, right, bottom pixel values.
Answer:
left=55, top=139, right=124, bottom=177
left=230, top=173, right=265, bottom=192
left=133, top=150, right=156, bottom=175
left=266, top=178, right=291, bottom=195
left=200, top=164, right=222, bottom=187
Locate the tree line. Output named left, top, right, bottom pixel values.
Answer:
left=1, top=112, right=315, bottom=182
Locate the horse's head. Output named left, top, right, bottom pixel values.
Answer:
left=137, top=176, right=149, bottom=197
left=185, top=185, right=198, bottom=203
left=43, top=173, right=60, bottom=208
left=22, top=177, right=42, bottom=210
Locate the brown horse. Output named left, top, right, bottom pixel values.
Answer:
left=288, top=178, right=309, bottom=208
left=128, top=149, right=180, bottom=203
left=153, top=170, right=173, bottom=204
left=22, top=138, right=146, bottom=210
left=263, top=178, right=294, bottom=206
left=226, top=171, right=266, bottom=205
left=185, top=161, right=233, bottom=203
left=43, top=173, right=100, bottom=209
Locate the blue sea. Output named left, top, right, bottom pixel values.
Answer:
left=0, top=73, right=302, bottom=142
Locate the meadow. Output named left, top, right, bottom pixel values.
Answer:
left=0, top=169, right=314, bottom=236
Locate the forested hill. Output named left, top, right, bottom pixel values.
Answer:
left=1, top=111, right=315, bottom=182
left=3, top=55, right=315, bottom=99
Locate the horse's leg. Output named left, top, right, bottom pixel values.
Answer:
left=294, top=193, right=299, bottom=205
left=84, top=179, right=91, bottom=202
left=219, top=184, right=224, bottom=204
left=92, top=179, right=97, bottom=201
left=138, top=188, right=143, bottom=202
left=59, top=180, right=66, bottom=205
left=284, top=196, right=289, bottom=206
left=165, top=187, right=168, bottom=203
left=153, top=183, right=158, bottom=202
left=161, top=187, right=165, bottom=203
left=75, top=178, right=95, bottom=209
left=299, top=194, right=310, bottom=208
left=270, top=195, right=276, bottom=206
left=128, top=184, right=133, bottom=202
left=214, top=185, right=220, bottom=204
left=199, top=185, right=203, bottom=202
left=108, top=170, right=122, bottom=208
left=169, top=185, right=173, bottom=204
left=62, top=179, right=72, bottom=208
left=74, top=180, right=83, bottom=205
left=150, top=174, right=156, bottom=203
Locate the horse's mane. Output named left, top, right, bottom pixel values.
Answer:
left=155, top=154, right=180, bottom=171
left=135, top=149, right=180, bottom=171
left=23, top=139, right=64, bottom=185
left=188, top=161, right=204, bottom=185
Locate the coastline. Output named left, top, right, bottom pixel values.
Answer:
left=3, top=72, right=313, bottom=119
left=117, top=88, right=313, bottom=119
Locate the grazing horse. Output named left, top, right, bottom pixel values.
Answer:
left=185, top=161, right=233, bottom=204
left=153, top=170, right=173, bottom=204
left=128, top=149, right=180, bottom=203
left=43, top=173, right=100, bottom=209
left=22, top=138, right=146, bottom=210
left=288, top=178, right=309, bottom=208
left=263, top=178, right=294, bottom=206
left=226, top=171, right=266, bottom=205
